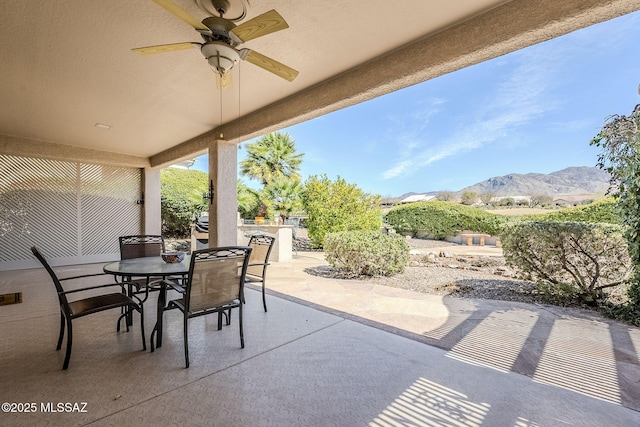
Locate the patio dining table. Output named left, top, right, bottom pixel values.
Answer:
left=103, top=256, right=191, bottom=348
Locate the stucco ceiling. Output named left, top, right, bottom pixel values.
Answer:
left=1, top=0, right=639, bottom=167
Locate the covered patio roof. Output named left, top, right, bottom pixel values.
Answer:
left=2, top=0, right=640, bottom=167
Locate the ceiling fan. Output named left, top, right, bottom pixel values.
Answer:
left=133, top=0, right=299, bottom=84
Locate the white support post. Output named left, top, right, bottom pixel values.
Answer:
left=208, top=138, right=238, bottom=247
left=143, top=167, right=161, bottom=235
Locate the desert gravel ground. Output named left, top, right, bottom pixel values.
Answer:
left=169, top=234, right=616, bottom=310
left=305, top=236, right=544, bottom=305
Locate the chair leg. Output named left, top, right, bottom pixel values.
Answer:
left=57, top=312, right=65, bottom=350
left=138, top=304, right=146, bottom=351
left=117, top=312, right=126, bottom=332
left=184, top=316, right=189, bottom=369
left=150, top=326, right=156, bottom=352
left=262, top=281, right=267, bottom=312
left=62, top=318, right=73, bottom=370
left=217, top=312, right=223, bottom=330
left=239, top=304, right=244, bottom=349
left=150, top=313, right=160, bottom=352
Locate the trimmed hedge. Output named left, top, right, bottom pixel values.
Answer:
left=501, top=220, right=631, bottom=305
left=526, top=198, right=619, bottom=224
left=384, top=201, right=506, bottom=239
left=324, top=231, right=409, bottom=276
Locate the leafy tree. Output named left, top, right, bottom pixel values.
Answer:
left=499, top=197, right=515, bottom=207
left=591, top=103, right=640, bottom=318
left=262, top=176, right=303, bottom=222
left=460, top=190, right=478, bottom=205
left=239, top=132, right=304, bottom=185
left=160, top=168, right=208, bottom=237
left=479, top=192, right=496, bottom=206
left=237, top=180, right=261, bottom=219
left=301, top=175, right=382, bottom=248
left=529, top=193, right=553, bottom=207
left=436, top=191, right=455, bottom=201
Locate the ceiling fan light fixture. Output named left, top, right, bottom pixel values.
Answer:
left=201, top=42, right=239, bottom=76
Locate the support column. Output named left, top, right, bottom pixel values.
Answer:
left=208, top=138, right=238, bottom=246
left=143, top=167, right=161, bottom=235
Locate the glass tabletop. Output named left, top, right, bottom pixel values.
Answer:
left=103, top=255, right=191, bottom=277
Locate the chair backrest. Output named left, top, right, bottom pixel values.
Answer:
left=246, top=235, right=275, bottom=279
left=185, top=246, right=252, bottom=313
left=119, top=235, right=165, bottom=260
left=31, top=246, right=70, bottom=312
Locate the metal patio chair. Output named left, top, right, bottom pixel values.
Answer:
left=151, top=246, right=252, bottom=368
left=245, top=234, right=276, bottom=312
left=118, top=235, right=166, bottom=300
left=31, top=246, right=145, bottom=370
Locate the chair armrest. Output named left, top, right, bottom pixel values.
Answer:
left=59, top=272, right=108, bottom=281
left=159, top=279, right=185, bottom=294
left=247, top=263, right=269, bottom=267
left=60, top=282, right=127, bottom=295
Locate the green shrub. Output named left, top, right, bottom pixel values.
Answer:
left=324, top=231, right=409, bottom=276
left=527, top=198, right=619, bottom=224
left=501, top=220, right=631, bottom=305
left=302, top=175, right=381, bottom=248
left=161, top=168, right=208, bottom=237
left=384, top=201, right=506, bottom=239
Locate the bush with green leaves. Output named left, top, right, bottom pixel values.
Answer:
left=501, top=220, right=631, bottom=305
left=237, top=180, right=261, bottom=220
left=591, top=104, right=640, bottom=322
left=460, top=190, right=478, bottom=205
left=301, top=175, right=381, bottom=248
left=384, top=201, right=506, bottom=239
left=527, top=198, right=619, bottom=224
left=324, top=231, right=409, bottom=276
left=161, top=168, right=208, bottom=237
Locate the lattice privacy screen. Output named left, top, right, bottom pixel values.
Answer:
left=0, top=155, right=142, bottom=269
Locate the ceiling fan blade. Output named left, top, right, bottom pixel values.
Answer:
left=152, top=0, right=209, bottom=31
left=230, top=10, right=289, bottom=43
left=132, top=42, right=198, bottom=55
left=240, top=49, right=298, bottom=82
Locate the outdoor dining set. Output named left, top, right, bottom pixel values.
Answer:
left=31, top=234, right=276, bottom=370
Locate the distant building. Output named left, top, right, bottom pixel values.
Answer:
left=399, top=194, right=436, bottom=204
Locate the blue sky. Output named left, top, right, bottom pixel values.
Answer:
left=192, top=11, right=640, bottom=197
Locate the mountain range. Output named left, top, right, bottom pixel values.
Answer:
left=396, top=166, right=612, bottom=200
left=459, top=166, right=611, bottom=196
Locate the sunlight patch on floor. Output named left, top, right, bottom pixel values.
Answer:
left=369, top=377, right=491, bottom=427
left=447, top=309, right=539, bottom=372
left=533, top=318, right=621, bottom=404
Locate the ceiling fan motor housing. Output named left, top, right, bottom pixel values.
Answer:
left=211, top=0, right=231, bottom=15
left=201, top=42, right=239, bottom=75
left=196, top=0, right=248, bottom=22
left=201, top=16, right=239, bottom=45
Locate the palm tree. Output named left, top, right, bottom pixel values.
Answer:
left=262, top=176, right=303, bottom=222
left=240, top=132, right=303, bottom=186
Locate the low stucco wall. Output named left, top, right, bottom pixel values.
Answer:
left=237, top=225, right=293, bottom=262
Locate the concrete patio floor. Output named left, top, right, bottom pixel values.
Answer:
left=0, top=250, right=639, bottom=426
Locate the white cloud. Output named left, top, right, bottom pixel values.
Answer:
left=380, top=31, right=576, bottom=180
